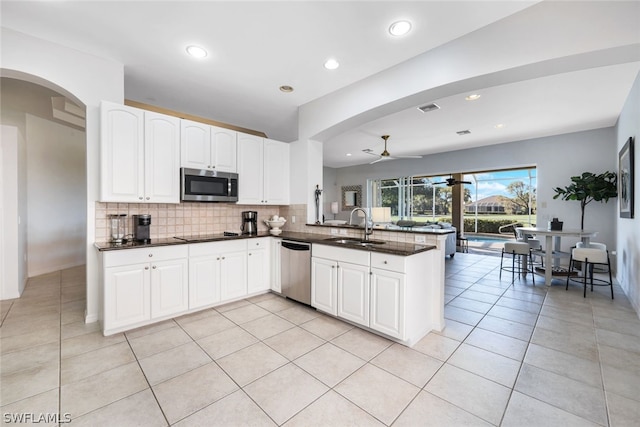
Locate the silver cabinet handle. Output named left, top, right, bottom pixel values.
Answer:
left=145, top=266, right=149, bottom=270
left=146, top=197, right=150, bottom=200
left=216, top=257, right=220, bottom=260
left=152, top=265, right=156, bottom=269
left=139, top=197, right=143, bottom=200
left=383, top=261, right=388, bottom=264
left=248, top=253, right=252, bottom=256
left=222, top=257, right=226, bottom=260
left=149, top=254, right=153, bottom=257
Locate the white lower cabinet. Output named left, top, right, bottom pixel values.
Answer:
left=270, top=238, right=282, bottom=293
left=311, top=257, right=338, bottom=316
left=370, top=268, right=405, bottom=339
left=312, top=245, right=371, bottom=324
left=103, top=245, right=188, bottom=334
left=220, top=250, right=248, bottom=300
left=312, top=245, right=414, bottom=340
left=337, top=262, right=370, bottom=327
left=189, top=240, right=247, bottom=308
left=247, top=238, right=270, bottom=294
left=104, top=263, right=151, bottom=330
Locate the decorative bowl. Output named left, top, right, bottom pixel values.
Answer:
left=264, top=219, right=286, bottom=235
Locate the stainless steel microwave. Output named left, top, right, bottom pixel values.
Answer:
left=180, top=168, right=238, bottom=202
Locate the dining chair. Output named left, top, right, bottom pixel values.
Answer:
left=566, top=247, right=613, bottom=299
left=500, top=241, right=535, bottom=285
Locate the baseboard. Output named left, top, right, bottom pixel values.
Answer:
left=28, top=261, right=85, bottom=278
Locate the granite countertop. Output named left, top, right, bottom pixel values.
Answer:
left=307, top=223, right=456, bottom=235
left=95, top=231, right=436, bottom=256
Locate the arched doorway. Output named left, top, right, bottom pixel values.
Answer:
left=0, top=74, right=87, bottom=300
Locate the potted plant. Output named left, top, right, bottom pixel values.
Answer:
left=553, top=171, right=617, bottom=230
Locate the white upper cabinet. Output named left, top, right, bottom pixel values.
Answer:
left=100, top=101, right=180, bottom=203
left=237, top=133, right=264, bottom=204
left=264, top=138, right=290, bottom=205
left=181, top=120, right=211, bottom=170
left=211, top=126, right=237, bottom=173
left=181, top=121, right=237, bottom=173
left=144, top=112, right=181, bottom=203
left=100, top=102, right=144, bottom=202
left=237, top=134, right=290, bottom=205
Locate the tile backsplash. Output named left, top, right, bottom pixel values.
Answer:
left=96, top=202, right=281, bottom=242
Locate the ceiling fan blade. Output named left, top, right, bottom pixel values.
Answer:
left=362, top=150, right=380, bottom=157
left=396, top=155, right=423, bottom=159
left=370, top=156, right=392, bottom=164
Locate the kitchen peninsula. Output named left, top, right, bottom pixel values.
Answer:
left=96, top=230, right=445, bottom=347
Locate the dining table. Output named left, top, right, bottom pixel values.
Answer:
left=516, top=227, right=598, bottom=286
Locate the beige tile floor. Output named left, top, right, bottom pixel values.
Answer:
left=1, top=253, right=639, bottom=426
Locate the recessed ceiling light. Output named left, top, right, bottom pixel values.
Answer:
left=465, top=94, right=481, bottom=101
left=346, top=153, right=352, bottom=157
left=186, top=45, right=207, bottom=58
left=494, top=123, right=506, bottom=129
left=279, top=85, right=294, bottom=93
left=389, top=20, right=412, bottom=36
left=324, top=59, right=340, bottom=70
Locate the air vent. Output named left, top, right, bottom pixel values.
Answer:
left=456, top=130, right=471, bottom=135
left=417, top=103, right=440, bottom=113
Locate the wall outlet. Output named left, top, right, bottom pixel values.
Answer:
left=291, top=215, right=296, bottom=223
left=339, top=229, right=348, bottom=235
left=414, top=235, right=426, bottom=244
left=330, top=228, right=339, bottom=235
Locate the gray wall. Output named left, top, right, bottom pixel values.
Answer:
left=615, top=71, right=640, bottom=314
left=331, top=127, right=618, bottom=253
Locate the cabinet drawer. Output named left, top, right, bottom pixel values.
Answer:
left=371, top=252, right=405, bottom=273
left=103, top=245, right=188, bottom=267
left=247, top=237, right=270, bottom=250
left=189, top=239, right=247, bottom=257
left=313, top=244, right=370, bottom=266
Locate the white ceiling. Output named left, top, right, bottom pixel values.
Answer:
left=2, top=1, right=639, bottom=168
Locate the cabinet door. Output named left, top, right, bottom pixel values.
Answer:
left=220, top=250, right=248, bottom=301
left=189, top=255, right=221, bottom=309
left=263, top=139, right=290, bottom=205
left=248, top=247, right=270, bottom=294
left=370, top=269, right=405, bottom=339
left=311, top=257, right=337, bottom=316
left=337, top=262, right=370, bottom=327
left=100, top=102, right=144, bottom=202
left=237, top=133, right=264, bottom=204
left=145, top=112, right=180, bottom=203
left=104, top=263, right=151, bottom=330
left=271, top=239, right=282, bottom=293
left=212, top=126, right=237, bottom=173
left=150, top=258, right=188, bottom=318
left=181, top=120, right=212, bottom=170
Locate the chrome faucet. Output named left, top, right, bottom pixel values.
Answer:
left=349, top=207, right=373, bottom=241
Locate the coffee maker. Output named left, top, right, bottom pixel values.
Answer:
left=241, top=211, right=258, bottom=235
left=133, top=214, right=151, bottom=243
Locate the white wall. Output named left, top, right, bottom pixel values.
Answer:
left=1, top=125, right=27, bottom=299
left=334, top=127, right=618, bottom=253
left=289, top=139, right=324, bottom=223
left=1, top=27, right=124, bottom=322
left=26, top=114, right=86, bottom=276
left=615, top=72, right=640, bottom=315
left=322, top=166, right=339, bottom=220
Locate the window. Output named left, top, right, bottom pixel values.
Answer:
left=368, top=167, right=536, bottom=232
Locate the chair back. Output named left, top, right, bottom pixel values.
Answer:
left=576, top=241, right=606, bottom=251
left=527, top=239, right=542, bottom=250
left=572, top=247, right=608, bottom=264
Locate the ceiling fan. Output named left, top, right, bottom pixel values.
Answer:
left=363, top=135, right=423, bottom=164
left=434, top=175, right=473, bottom=186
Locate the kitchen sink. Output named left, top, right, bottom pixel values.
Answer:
left=323, top=237, right=386, bottom=246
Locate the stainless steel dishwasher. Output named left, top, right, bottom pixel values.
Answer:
left=280, top=240, right=311, bottom=305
